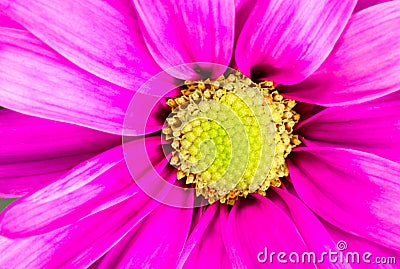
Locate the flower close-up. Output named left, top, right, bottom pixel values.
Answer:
left=0, top=0, right=399, bottom=268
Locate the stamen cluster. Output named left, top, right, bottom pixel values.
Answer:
left=163, top=72, right=301, bottom=205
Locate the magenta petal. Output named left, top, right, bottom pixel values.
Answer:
left=298, top=91, right=400, bottom=162
left=1, top=154, right=98, bottom=199
left=97, top=191, right=193, bottom=268
left=289, top=147, right=400, bottom=251
left=235, top=0, right=356, bottom=84
left=285, top=2, right=400, bottom=105
left=0, top=195, right=158, bottom=268
left=0, top=15, right=23, bottom=29
left=123, top=91, right=175, bottom=136
left=0, top=28, right=139, bottom=135
left=0, top=0, right=162, bottom=89
left=322, top=221, right=400, bottom=269
left=179, top=205, right=218, bottom=266
left=354, top=0, right=392, bottom=12
left=133, top=0, right=234, bottom=79
left=222, top=195, right=314, bottom=268
left=274, top=189, right=349, bottom=269
left=123, top=134, right=201, bottom=208
left=0, top=110, right=120, bottom=197
left=0, top=146, right=139, bottom=238
left=0, top=109, right=120, bottom=163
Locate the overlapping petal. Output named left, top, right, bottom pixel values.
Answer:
left=323, top=221, right=399, bottom=269
left=0, top=146, right=138, bottom=237
left=96, top=192, right=193, bottom=268
left=0, top=109, right=120, bottom=163
left=0, top=13, right=23, bottom=29
left=0, top=109, right=120, bottom=197
left=0, top=0, right=162, bottom=89
left=222, top=196, right=313, bottom=268
left=274, top=188, right=350, bottom=269
left=289, top=147, right=400, bottom=251
left=1, top=154, right=97, bottom=199
left=285, top=2, right=400, bottom=105
left=297, top=91, right=400, bottom=162
left=133, top=0, right=235, bottom=79
left=0, top=195, right=159, bottom=268
left=354, top=0, right=393, bottom=12
left=0, top=28, right=136, bottom=135
left=235, top=0, right=356, bottom=84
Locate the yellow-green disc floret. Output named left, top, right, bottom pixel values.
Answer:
left=163, top=72, right=301, bottom=205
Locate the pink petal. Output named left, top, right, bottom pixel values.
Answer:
left=0, top=109, right=119, bottom=197
left=0, top=145, right=139, bottom=238
left=274, top=188, right=350, bottom=269
left=322, top=220, right=400, bottom=269
left=222, top=195, right=314, bottom=268
left=123, top=86, right=178, bottom=136
left=234, top=0, right=250, bottom=9
left=354, top=0, right=393, bottom=12
left=178, top=205, right=217, bottom=265
left=235, top=0, right=356, bottom=84
left=124, top=135, right=203, bottom=208
left=0, top=15, right=23, bottom=29
left=0, top=28, right=139, bottom=135
left=0, top=0, right=162, bottom=89
left=297, top=91, right=400, bottom=162
left=96, top=190, right=193, bottom=268
left=284, top=2, right=400, bottom=105
left=179, top=205, right=231, bottom=269
left=1, top=154, right=97, bottom=199
left=0, top=195, right=159, bottom=268
left=133, top=0, right=234, bottom=79
left=0, top=109, right=120, bottom=163
left=232, top=0, right=257, bottom=67
left=289, top=147, right=400, bottom=251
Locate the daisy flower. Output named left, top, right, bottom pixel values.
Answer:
left=0, top=0, right=399, bottom=268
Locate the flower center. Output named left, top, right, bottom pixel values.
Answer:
left=163, top=71, right=300, bottom=205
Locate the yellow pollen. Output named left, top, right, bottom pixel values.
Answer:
left=163, top=71, right=301, bottom=205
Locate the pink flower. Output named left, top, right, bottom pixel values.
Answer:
left=0, top=0, right=399, bottom=268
